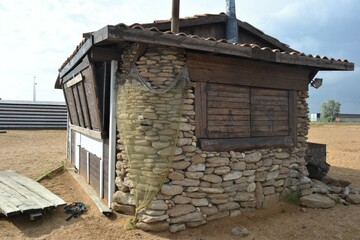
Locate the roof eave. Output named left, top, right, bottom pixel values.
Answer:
left=59, top=36, right=93, bottom=79
left=92, top=26, right=354, bottom=71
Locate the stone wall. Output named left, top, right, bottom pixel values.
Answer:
left=112, top=43, right=311, bottom=232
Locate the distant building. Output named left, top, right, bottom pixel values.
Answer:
left=336, top=114, right=360, bottom=123
left=310, top=113, right=321, bottom=122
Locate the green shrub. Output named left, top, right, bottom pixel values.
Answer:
left=284, top=191, right=301, bottom=204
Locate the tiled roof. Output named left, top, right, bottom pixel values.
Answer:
left=59, top=14, right=351, bottom=72
left=138, top=13, right=293, bottom=51
left=125, top=23, right=349, bottom=62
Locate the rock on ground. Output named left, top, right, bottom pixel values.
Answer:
left=346, top=194, right=360, bottom=204
left=231, top=226, right=250, bottom=237
left=300, top=193, right=336, bottom=209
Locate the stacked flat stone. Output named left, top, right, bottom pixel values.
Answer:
left=284, top=91, right=312, bottom=196
left=112, top=44, right=313, bottom=233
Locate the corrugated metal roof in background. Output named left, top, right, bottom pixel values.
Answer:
left=0, top=100, right=67, bottom=129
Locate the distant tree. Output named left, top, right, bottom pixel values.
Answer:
left=320, top=99, right=341, bottom=122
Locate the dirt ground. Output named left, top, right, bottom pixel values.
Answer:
left=1, top=125, right=360, bottom=240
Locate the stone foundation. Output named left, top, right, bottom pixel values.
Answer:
left=112, top=44, right=311, bottom=232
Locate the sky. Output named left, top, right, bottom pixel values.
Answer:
left=0, top=0, right=359, bottom=114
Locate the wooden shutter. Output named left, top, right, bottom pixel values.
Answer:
left=250, top=88, right=289, bottom=137
left=196, top=83, right=293, bottom=140
left=62, top=57, right=104, bottom=137
left=206, top=83, right=250, bottom=138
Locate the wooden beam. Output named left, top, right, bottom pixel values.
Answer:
left=187, top=52, right=310, bottom=91
left=90, top=47, right=122, bottom=61
left=64, top=73, right=83, bottom=88
left=199, top=136, right=294, bottom=152
left=59, top=36, right=93, bottom=78
left=62, top=59, right=89, bottom=84
left=69, top=123, right=103, bottom=139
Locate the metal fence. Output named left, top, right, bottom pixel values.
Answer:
left=0, top=100, right=67, bottom=129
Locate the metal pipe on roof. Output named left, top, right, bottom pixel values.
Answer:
left=225, top=0, right=239, bottom=43
left=171, top=0, right=180, bottom=33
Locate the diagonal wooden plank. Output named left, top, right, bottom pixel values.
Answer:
left=4, top=171, right=66, bottom=207
left=0, top=173, right=54, bottom=209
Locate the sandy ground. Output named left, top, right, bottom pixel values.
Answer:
left=1, top=126, right=360, bottom=240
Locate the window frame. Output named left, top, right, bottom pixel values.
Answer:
left=195, top=82, right=298, bottom=151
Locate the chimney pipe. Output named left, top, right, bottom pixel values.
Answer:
left=171, top=0, right=180, bottom=33
left=225, top=0, right=239, bottom=43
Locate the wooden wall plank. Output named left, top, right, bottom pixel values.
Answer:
left=208, top=120, right=250, bottom=126
left=208, top=108, right=251, bottom=116
left=79, top=147, right=87, bottom=180
left=251, top=115, right=288, bottom=121
left=251, top=120, right=289, bottom=126
left=208, top=126, right=251, bottom=133
left=251, top=88, right=288, bottom=97
left=207, top=132, right=251, bottom=138
left=82, top=68, right=102, bottom=131
left=199, top=136, right=294, bottom=152
left=89, top=153, right=101, bottom=195
left=251, top=105, right=288, bottom=112
left=64, top=87, right=79, bottom=126
left=251, top=131, right=288, bottom=137
left=208, top=115, right=250, bottom=121
left=207, top=95, right=250, bottom=103
left=207, top=83, right=250, bottom=93
left=77, top=82, right=92, bottom=128
left=251, top=125, right=289, bottom=132
left=208, top=101, right=250, bottom=109
left=62, top=88, right=73, bottom=124
left=87, top=58, right=104, bottom=132
left=187, top=52, right=310, bottom=91
left=72, top=86, right=85, bottom=127
left=251, top=111, right=288, bottom=116
left=102, top=138, right=109, bottom=203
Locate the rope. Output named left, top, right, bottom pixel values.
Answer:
left=126, top=65, right=189, bottom=94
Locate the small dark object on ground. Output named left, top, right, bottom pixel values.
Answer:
left=305, top=142, right=329, bottom=180
left=0, top=131, right=6, bottom=134
left=64, top=202, right=86, bottom=221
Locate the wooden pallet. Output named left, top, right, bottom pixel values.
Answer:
left=0, top=170, right=66, bottom=217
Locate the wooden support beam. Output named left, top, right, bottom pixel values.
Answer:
left=90, top=47, right=122, bottom=62
left=64, top=73, right=83, bottom=89
left=60, top=37, right=93, bottom=78
left=69, top=124, right=103, bottom=140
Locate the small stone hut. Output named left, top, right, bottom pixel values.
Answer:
left=55, top=13, right=354, bottom=232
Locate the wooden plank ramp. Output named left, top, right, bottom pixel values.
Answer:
left=0, top=170, right=66, bottom=217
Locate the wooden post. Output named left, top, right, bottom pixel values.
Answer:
left=86, top=152, right=90, bottom=183
left=171, top=0, right=180, bottom=33
left=108, top=60, right=118, bottom=207
left=100, top=158, right=104, bottom=199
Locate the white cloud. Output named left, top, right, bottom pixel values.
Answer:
left=0, top=0, right=358, bottom=112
